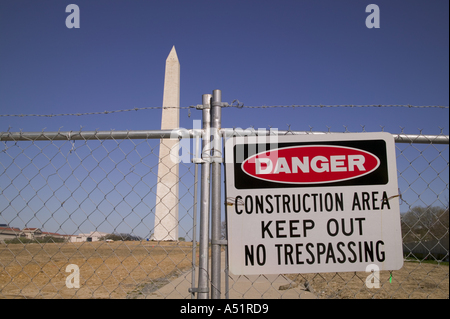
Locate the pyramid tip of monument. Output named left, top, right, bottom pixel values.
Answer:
left=167, top=46, right=179, bottom=62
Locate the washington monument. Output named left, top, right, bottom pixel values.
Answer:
left=153, top=46, right=180, bottom=241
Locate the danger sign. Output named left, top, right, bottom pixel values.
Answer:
left=224, top=133, right=403, bottom=275
left=242, top=145, right=380, bottom=184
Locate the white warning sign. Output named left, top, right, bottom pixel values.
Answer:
left=224, top=133, right=403, bottom=275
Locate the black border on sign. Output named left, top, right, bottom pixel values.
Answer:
left=233, top=139, right=388, bottom=190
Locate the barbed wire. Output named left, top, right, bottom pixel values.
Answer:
left=227, top=104, right=449, bottom=109
left=0, top=103, right=447, bottom=118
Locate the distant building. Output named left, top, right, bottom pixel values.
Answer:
left=41, top=231, right=70, bottom=241
left=0, top=227, right=22, bottom=242
left=21, top=228, right=68, bottom=240
left=22, top=228, right=43, bottom=239
left=0, top=227, right=69, bottom=243
left=70, top=231, right=109, bottom=243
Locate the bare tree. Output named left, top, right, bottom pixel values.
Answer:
left=402, top=205, right=449, bottom=242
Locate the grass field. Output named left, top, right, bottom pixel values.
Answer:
left=1, top=241, right=448, bottom=299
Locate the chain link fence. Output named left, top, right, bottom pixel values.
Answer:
left=0, top=126, right=448, bottom=299
left=0, top=130, right=198, bottom=298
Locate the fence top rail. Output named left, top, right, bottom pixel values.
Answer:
left=221, top=129, right=449, bottom=145
left=0, top=129, right=448, bottom=145
left=0, top=129, right=197, bottom=141
left=392, top=133, right=449, bottom=144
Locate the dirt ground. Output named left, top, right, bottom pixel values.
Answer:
left=0, top=241, right=195, bottom=299
left=1, top=241, right=448, bottom=299
left=285, top=261, right=449, bottom=299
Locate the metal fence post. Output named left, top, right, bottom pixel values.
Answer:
left=197, top=93, right=212, bottom=299
left=210, top=89, right=222, bottom=299
left=190, top=129, right=199, bottom=299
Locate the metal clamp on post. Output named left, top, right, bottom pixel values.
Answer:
left=189, top=287, right=209, bottom=294
left=192, top=158, right=205, bottom=164
left=211, top=101, right=223, bottom=108
left=195, top=103, right=210, bottom=110
left=211, top=239, right=227, bottom=246
left=201, top=143, right=212, bottom=163
left=210, top=130, right=223, bottom=164
left=210, top=153, right=223, bottom=163
left=191, top=129, right=206, bottom=164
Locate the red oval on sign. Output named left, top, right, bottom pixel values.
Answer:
left=241, top=145, right=380, bottom=184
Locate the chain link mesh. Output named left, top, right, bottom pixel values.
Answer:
left=0, top=127, right=448, bottom=299
left=0, top=133, right=197, bottom=298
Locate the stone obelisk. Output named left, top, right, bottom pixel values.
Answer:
left=153, top=46, right=180, bottom=241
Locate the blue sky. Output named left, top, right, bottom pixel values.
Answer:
left=0, top=1, right=448, bottom=238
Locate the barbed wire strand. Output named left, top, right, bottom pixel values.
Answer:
left=230, top=104, right=449, bottom=109
left=0, top=104, right=448, bottom=118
